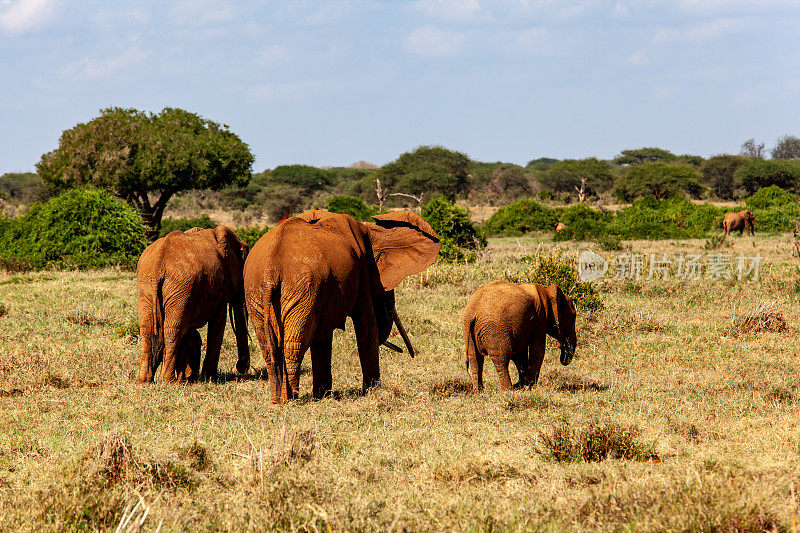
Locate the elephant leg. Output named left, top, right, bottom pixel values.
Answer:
left=160, top=326, right=183, bottom=383
left=353, top=301, right=380, bottom=393
left=201, top=305, right=227, bottom=379
left=527, top=334, right=547, bottom=386
left=490, top=355, right=513, bottom=390
left=254, top=325, right=283, bottom=405
left=137, top=317, right=157, bottom=384
left=282, top=340, right=306, bottom=402
left=310, top=334, right=333, bottom=399
left=183, top=329, right=202, bottom=382
left=512, top=351, right=528, bottom=388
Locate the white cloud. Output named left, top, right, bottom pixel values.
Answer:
left=626, top=50, right=650, bottom=66
left=169, top=0, right=234, bottom=26
left=0, top=0, right=58, bottom=34
left=653, top=17, right=744, bottom=44
left=61, top=46, right=150, bottom=82
left=252, top=45, right=290, bottom=67
left=679, top=0, right=798, bottom=12
left=405, top=26, right=465, bottom=57
left=415, top=0, right=480, bottom=20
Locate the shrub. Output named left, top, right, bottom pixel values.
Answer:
left=0, top=188, right=149, bottom=269
left=615, top=162, right=704, bottom=202
left=158, top=214, right=217, bottom=238
left=259, top=184, right=306, bottom=222
left=540, top=419, right=658, bottom=462
left=552, top=204, right=613, bottom=241
left=608, top=197, right=726, bottom=239
left=267, top=165, right=333, bottom=194
left=744, top=185, right=797, bottom=210
left=526, top=157, right=559, bottom=171
left=422, top=197, right=485, bottom=263
left=235, top=226, right=269, bottom=249
left=327, top=195, right=377, bottom=221
left=512, top=252, right=603, bottom=312
left=482, top=199, right=557, bottom=237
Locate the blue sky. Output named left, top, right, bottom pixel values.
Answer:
left=2, top=0, right=799, bottom=173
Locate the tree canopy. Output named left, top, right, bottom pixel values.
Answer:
left=36, top=107, right=254, bottom=236
left=614, top=162, right=703, bottom=201
left=771, top=135, right=800, bottom=160
left=375, top=145, right=469, bottom=202
left=613, top=147, right=677, bottom=166
left=539, top=158, right=615, bottom=195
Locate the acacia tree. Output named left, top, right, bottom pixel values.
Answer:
left=36, top=107, right=253, bottom=237
left=613, top=147, right=677, bottom=166
left=375, top=145, right=469, bottom=202
left=771, top=135, right=800, bottom=160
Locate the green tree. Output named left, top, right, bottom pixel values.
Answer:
left=733, top=159, right=800, bottom=195
left=614, top=162, right=703, bottom=202
left=701, top=155, right=747, bottom=199
left=375, top=145, right=469, bottom=202
left=421, top=197, right=485, bottom=263
left=327, top=195, right=376, bottom=221
left=0, top=172, right=50, bottom=204
left=267, top=165, right=333, bottom=194
left=539, top=158, right=615, bottom=195
left=36, top=107, right=253, bottom=237
left=771, top=135, right=800, bottom=160
left=613, top=147, right=677, bottom=166
left=526, top=157, right=559, bottom=171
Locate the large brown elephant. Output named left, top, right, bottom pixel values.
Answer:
left=723, top=210, right=755, bottom=236
left=461, top=281, right=577, bottom=391
left=243, top=210, right=440, bottom=403
left=136, top=226, right=250, bottom=383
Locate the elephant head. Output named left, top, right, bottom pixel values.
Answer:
left=212, top=225, right=251, bottom=373
left=744, top=210, right=755, bottom=234
left=545, top=284, right=577, bottom=366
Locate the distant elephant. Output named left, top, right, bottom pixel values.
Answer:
left=723, top=210, right=755, bottom=236
left=244, top=210, right=440, bottom=403
left=462, top=281, right=577, bottom=391
left=136, top=225, right=250, bottom=383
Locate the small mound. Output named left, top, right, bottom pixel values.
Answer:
left=429, top=378, right=473, bottom=397
left=732, top=302, right=789, bottom=336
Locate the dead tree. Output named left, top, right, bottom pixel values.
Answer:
left=375, top=179, right=424, bottom=212
left=574, top=176, right=586, bottom=203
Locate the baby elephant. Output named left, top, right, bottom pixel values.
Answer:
left=462, top=281, right=577, bottom=391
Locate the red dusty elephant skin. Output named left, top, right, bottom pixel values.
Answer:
left=244, top=210, right=440, bottom=404
left=723, top=210, right=755, bottom=236
left=462, top=281, right=577, bottom=391
left=136, top=226, right=250, bottom=383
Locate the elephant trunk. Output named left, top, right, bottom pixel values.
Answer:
left=559, top=336, right=576, bottom=366
left=230, top=293, right=250, bottom=373
left=392, top=310, right=415, bottom=358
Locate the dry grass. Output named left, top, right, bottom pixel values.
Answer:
left=731, top=301, right=790, bottom=336
left=1, top=235, right=800, bottom=530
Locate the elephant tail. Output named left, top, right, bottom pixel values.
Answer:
left=465, top=316, right=478, bottom=370
left=150, top=279, right=165, bottom=369
left=263, top=279, right=283, bottom=364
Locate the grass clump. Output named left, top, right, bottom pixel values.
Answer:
left=731, top=302, right=789, bottom=336
left=539, top=419, right=658, bottom=462
left=429, top=377, right=473, bottom=397
left=0, top=188, right=149, bottom=269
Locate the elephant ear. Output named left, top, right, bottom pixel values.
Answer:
left=213, top=225, right=249, bottom=288
left=366, top=211, right=440, bottom=291
left=546, top=284, right=575, bottom=335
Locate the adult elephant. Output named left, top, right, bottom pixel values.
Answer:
left=723, top=210, right=755, bottom=236
left=136, top=226, right=250, bottom=383
left=462, top=281, right=577, bottom=391
left=244, top=210, right=440, bottom=403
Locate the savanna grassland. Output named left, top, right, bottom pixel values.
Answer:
left=1, top=234, right=799, bottom=531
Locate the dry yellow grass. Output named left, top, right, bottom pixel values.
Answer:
left=0, top=234, right=799, bottom=531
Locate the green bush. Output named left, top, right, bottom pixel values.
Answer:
left=482, top=199, right=557, bottom=237
left=327, top=195, right=377, bottom=221
left=552, top=204, right=613, bottom=241
left=158, top=214, right=217, bottom=238
left=268, top=165, right=333, bottom=194
left=235, top=226, right=269, bottom=249
left=511, top=252, right=603, bottom=312
left=422, top=197, right=485, bottom=263
left=744, top=185, right=797, bottom=210
left=0, top=188, right=149, bottom=269
left=607, top=197, right=726, bottom=240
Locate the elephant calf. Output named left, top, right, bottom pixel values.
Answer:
left=461, top=281, right=577, bottom=391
